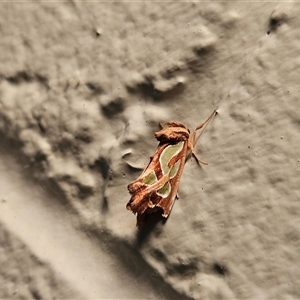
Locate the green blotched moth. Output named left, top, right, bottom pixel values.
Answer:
left=127, top=110, right=217, bottom=227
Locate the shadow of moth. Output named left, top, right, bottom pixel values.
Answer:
left=126, top=110, right=217, bottom=228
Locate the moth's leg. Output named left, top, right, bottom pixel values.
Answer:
left=192, top=152, right=208, bottom=165
left=190, top=131, right=196, bottom=147
left=195, top=109, right=217, bottom=131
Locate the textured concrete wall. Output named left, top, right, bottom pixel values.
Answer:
left=0, top=2, right=299, bottom=299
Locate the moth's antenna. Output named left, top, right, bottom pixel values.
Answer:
left=194, top=109, right=217, bottom=146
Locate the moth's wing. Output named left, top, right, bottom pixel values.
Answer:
left=127, top=140, right=188, bottom=227
left=155, top=143, right=188, bottom=217
left=127, top=143, right=168, bottom=214
left=127, top=170, right=172, bottom=215
left=127, top=143, right=167, bottom=189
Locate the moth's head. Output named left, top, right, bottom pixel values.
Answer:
left=154, top=122, right=190, bottom=143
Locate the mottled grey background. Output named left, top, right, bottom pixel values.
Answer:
left=0, top=2, right=299, bottom=299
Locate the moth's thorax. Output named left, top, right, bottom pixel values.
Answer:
left=154, top=122, right=190, bottom=143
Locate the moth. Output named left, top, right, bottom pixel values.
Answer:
left=126, top=110, right=217, bottom=227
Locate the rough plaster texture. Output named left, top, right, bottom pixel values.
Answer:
left=0, top=221, right=78, bottom=299
left=0, top=2, right=299, bottom=299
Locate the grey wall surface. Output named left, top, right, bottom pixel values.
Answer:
left=0, top=2, right=299, bottom=299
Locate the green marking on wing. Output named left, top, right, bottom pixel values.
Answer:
left=157, top=182, right=171, bottom=198
left=142, top=170, right=158, bottom=185
left=160, top=141, right=184, bottom=175
left=169, top=160, right=181, bottom=179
